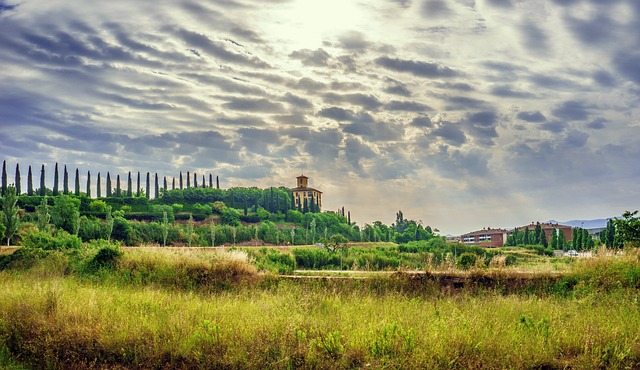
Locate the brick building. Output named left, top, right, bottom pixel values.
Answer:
left=515, top=222, right=573, bottom=242
left=291, top=175, right=322, bottom=211
left=460, top=228, right=509, bottom=248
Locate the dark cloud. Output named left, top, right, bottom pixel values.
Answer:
left=465, top=111, right=499, bottom=147
left=586, top=118, right=607, bottom=130
left=486, top=0, right=512, bottom=7
left=551, top=100, right=591, bottom=121
left=384, top=84, right=412, bottom=97
left=564, top=14, right=616, bottom=46
left=222, top=97, right=285, bottom=113
left=468, top=111, right=497, bottom=126
left=517, top=111, right=546, bottom=123
left=342, top=116, right=404, bottom=141
left=290, top=77, right=327, bottom=91
left=564, top=130, right=589, bottom=147
left=385, top=100, right=433, bottom=112
left=432, top=146, right=489, bottom=178
left=421, top=0, right=451, bottom=17
left=521, top=22, right=549, bottom=52
left=593, top=70, right=617, bottom=87
left=237, top=127, right=282, bottom=155
left=433, top=123, right=466, bottom=146
left=289, top=48, right=332, bottom=66
left=375, top=56, right=458, bottom=78
left=529, top=73, right=582, bottom=90
left=490, top=85, right=535, bottom=98
left=0, top=3, right=17, bottom=13
left=337, top=31, right=371, bottom=50
left=282, top=92, right=314, bottom=109
left=436, top=82, right=474, bottom=92
left=411, top=116, right=433, bottom=128
left=344, top=137, right=376, bottom=176
left=541, top=121, right=568, bottom=133
left=324, top=93, right=383, bottom=111
left=318, top=107, right=356, bottom=121
left=445, top=95, right=487, bottom=110
left=613, top=52, right=640, bottom=85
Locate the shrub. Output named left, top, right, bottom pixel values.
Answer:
left=220, top=208, right=241, bottom=226
left=21, top=229, right=82, bottom=250
left=457, top=253, right=477, bottom=270
left=87, top=245, right=123, bottom=271
left=111, top=217, right=132, bottom=244
left=0, top=247, right=51, bottom=270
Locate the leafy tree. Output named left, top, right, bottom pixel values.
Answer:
left=74, top=168, right=80, bottom=196
left=27, top=165, right=33, bottom=196
left=14, top=163, right=21, bottom=195
left=40, top=164, right=46, bottom=196
left=146, top=172, right=150, bottom=199
left=550, top=229, right=558, bottom=249
left=63, top=165, right=69, bottom=194
left=163, top=176, right=168, bottom=194
left=187, top=215, right=194, bottom=247
left=162, top=211, right=169, bottom=247
left=572, top=228, right=578, bottom=250
left=1, top=160, right=6, bottom=196
left=457, top=253, right=477, bottom=270
left=116, top=175, right=121, bottom=196
left=51, top=195, right=80, bottom=234
left=86, top=170, right=91, bottom=197
left=558, top=229, right=566, bottom=251
left=111, top=214, right=131, bottom=243
left=604, top=219, right=617, bottom=249
left=220, top=207, right=241, bottom=226
left=53, top=162, right=59, bottom=195
left=614, top=211, right=640, bottom=248
left=136, top=171, right=141, bottom=197
left=0, top=186, right=20, bottom=246
left=35, top=196, right=51, bottom=231
left=105, top=205, right=114, bottom=242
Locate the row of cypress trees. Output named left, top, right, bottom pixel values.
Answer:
left=1, top=160, right=220, bottom=199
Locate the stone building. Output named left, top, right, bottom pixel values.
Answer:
left=291, top=175, right=322, bottom=211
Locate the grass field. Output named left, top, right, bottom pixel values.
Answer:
left=0, top=245, right=639, bottom=369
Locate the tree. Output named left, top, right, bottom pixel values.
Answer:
left=604, top=219, right=616, bottom=249
left=27, top=165, right=33, bottom=196
left=163, top=176, right=168, bottom=194
left=614, top=211, right=640, bottom=248
left=324, top=234, right=349, bottom=270
left=194, top=172, right=198, bottom=188
left=97, top=172, right=101, bottom=198
left=116, top=175, right=121, bottom=196
left=106, top=172, right=112, bottom=197
left=35, top=196, right=51, bottom=231
left=127, top=172, right=132, bottom=197
left=53, top=162, right=59, bottom=195
left=186, top=171, right=191, bottom=188
left=202, top=175, right=206, bottom=189
left=172, top=177, right=176, bottom=190
left=0, top=186, right=20, bottom=246
left=209, top=174, right=213, bottom=188
left=558, top=229, right=566, bottom=251
left=550, top=229, right=558, bottom=250
left=86, top=171, right=91, bottom=198
left=136, top=172, right=141, bottom=197
left=74, top=168, right=80, bottom=196
left=105, top=206, right=114, bottom=242
left=216, top=176, right=219, bottom=189
left=571, top=228, right=578, bottom=249
left=187, top=215, right=194, bottom=247
left=51, top=195, right=80, bottom=234
left=154, top=173, right=159, bottom=199
left=14, top=163, right=21, bottom=195
left=180, top=171, right=183, bottom=189
left=1, top=160, right=6, bottom=196
left=40, top=164, right=46, bottom=196
left=63, top=165, right=69, bottom=194
left=146, top=172, right=150, bottom=199
left=162, top=211, right=169, bottom=247
left=534, top=222, right=542, bottom=244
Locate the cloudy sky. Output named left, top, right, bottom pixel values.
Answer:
left=1, top=0, right=639, bottom=235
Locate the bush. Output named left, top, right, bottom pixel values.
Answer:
left=87, top=245, right=123, bottom=271
left=457, top=253, right=477, bottom=270
left=111, top=217, right=132, bottom=244
left=0, top=247, right=51, bottom=270
left=220, top=208, right=241, bottom=226
left=21, top=229, right=82, bottom=250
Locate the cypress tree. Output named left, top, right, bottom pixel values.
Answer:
left=154, top=173, right=159, bottom=199
left=348, top=211, right=351, bottom=225
left=146, top=172, right=150, bottom=199
left=163, top=176, right=167, bottom=193
left=550, top=229, right=558, bottom=249
left=1, top=160, right=6, bottom=196
left=116, top=175, right=121, bottom=196
left=216, top=176, right=219, bottom=189
left=179, top=172, right=183, bottom=189
left=86, top=171, right=91, bottom=197
left=97, top=172, right=101, bottom=198
left=63, top=165, right=69, bottom=194
left=74, top=168, right=80, bottom=196
left=14, top=163, right=21, bottom=195
left=209, top=174, right=213, bottom=188
left=53, top=163, right=59, bottom=195
left=194, top=172, right=198, bottom=188
left=202, top=175, right=206, bottom=188
left=40, top=164, right=46, bottom=196
left=172, top=178, right=175, bottom=190
left=534, top=222, right=542, bottom=244
left=27, top=166, right=33, bottom=196
left=186, top=171, right=190, bottom=188
left=127, top=172, right=132, bottom=197
left=136, top=172, right=140, bottom=197
left=106, top=172, right=112, bottom=197
left=571, top=228, right=578, bottom=249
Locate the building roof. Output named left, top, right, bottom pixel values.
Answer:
left=515, top=222, right=572, bottom=230
left=296, top=175, right=308, bottom=179
left=461, top=228, right=508, bottom=237
left=291, top=186, right=322, bottom=193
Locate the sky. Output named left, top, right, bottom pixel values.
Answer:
left=1, top=0, right=639, bottom=235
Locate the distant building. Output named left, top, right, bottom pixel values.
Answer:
left=291, top=175, right=322, bottom=211
left=515, top=222, right=572, bottom=242
left=460, top=228, right=509, bottom=248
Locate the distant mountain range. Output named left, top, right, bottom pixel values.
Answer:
left=547, top=218, right=614, bottom=229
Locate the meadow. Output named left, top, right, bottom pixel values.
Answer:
left=0, top=244, right=639, bottom=369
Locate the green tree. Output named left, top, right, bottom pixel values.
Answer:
left=0, top=186, right=20, bottom=246
left=14, top=163, right=21, bottom=195
left=180, top=171, right=183, bottom=189
left=127, top=172, right=132, bottom=197
left=136, top=171, right=141, bottom=197
left=604, top=219, right=616, bottom=249
left=27, top=165, right=33, bottom=196
left=40, top=164, right=46, bottom=196
left=116, top=175, right=121, bottom=196
left=105, top=205, right=114, bottom=242
left=74, top=168, right=80, bottom=196
left=35, top=196, right=51, bottom=231
left=53, top=162, right=59, bottom=195
left=614, top=211, right=640, bottom=248
left=86, top=170, right=91, bottom=198
left=1, top=160, right=6, bottom=196
left=63, top=165, right=69, bottom=194
left=51, top=195, right=80, bottom=234
left=155, top=173, right=159, bottom=199
left=550, top=229, right=558, bottom=250
left=146, top=172, right=150, bottom=199
left=106, top=172, right=112, bottom=197
left=571, top=228, right=578, bottom=250
left=97, top=172, right=101, bottom=198
left=162, top=211, right=169, bottom=247
left=187, top=215, right=194, bottom=247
